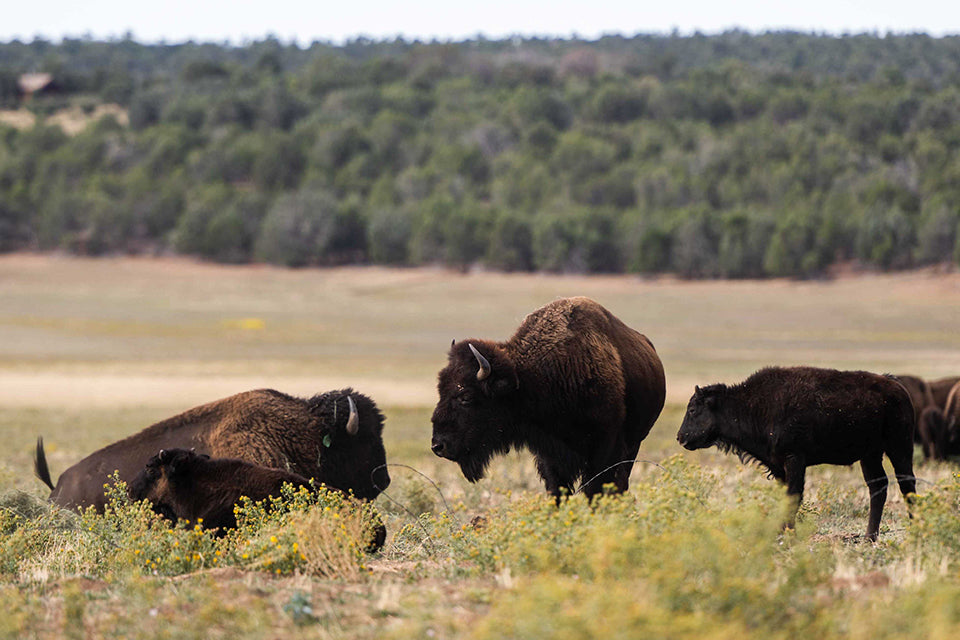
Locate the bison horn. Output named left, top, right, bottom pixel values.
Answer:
left=468, top=343, right=491, bottom=381
left=345, top=395, right=359, bottom=436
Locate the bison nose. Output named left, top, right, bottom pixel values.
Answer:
left=431, top=440, right=445, bottom=456
left=374, top=467, right=391, bottom=492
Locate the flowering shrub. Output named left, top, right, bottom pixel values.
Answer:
left=0, top=476, right=384, bottom=581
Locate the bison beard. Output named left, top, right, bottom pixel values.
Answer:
left=457, top=442, right=510, bottom=483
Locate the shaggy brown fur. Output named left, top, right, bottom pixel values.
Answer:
left=431, top=297, right=666, bottom=499
left=35, top=388, right=388, bottom=512
left=677, top=367, right=916, bottom=541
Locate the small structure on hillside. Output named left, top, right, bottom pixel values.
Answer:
left=17, top=73, right=58, bottom=100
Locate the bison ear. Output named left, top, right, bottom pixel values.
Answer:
left=166, top=451, right=193, bottom=477
left=488, top=371, right=519, bottom=397
left=481, top=355, right=518, bottom=397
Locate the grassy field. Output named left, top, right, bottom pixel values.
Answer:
left=2, top=255, right=960, bottom=638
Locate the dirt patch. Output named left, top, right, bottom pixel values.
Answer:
left=0, top=109, right=36, bottom=129
left=0, top=105, right=128, bottom=135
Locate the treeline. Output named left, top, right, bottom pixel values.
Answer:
left=2, top=32, right=960, bottom=276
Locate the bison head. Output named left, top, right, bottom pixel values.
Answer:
left=311, top=391, right=390, bottom=501
left=128, top=448, right=207, bottom=522
left=677, top=385, right=724, bottom=450
left=431, top=340, right=520, bottom=482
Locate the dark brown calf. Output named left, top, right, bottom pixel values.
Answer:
left=128, top=449, right=311, bottom=531
left=677, top=366, right=916, bottom=541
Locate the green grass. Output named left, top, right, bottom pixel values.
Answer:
left=2, top=257, right=960, bottom=638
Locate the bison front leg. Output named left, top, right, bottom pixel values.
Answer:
left=782, top=455, right=806, bottom=533
left=535, top=457, right=575, bottom=503
left=860, top=456, right=888, bottom=542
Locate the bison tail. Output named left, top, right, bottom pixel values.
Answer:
left=34, top=436, right=56, bottom=491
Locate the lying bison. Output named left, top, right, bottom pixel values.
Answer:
left=917, top=380, right=960, bottom=461
left=128, top=449, right=387, bottom=550
left=430, top=296, right=666, bottom=498
left=677, top=367, right=916, bottom=541
left=129, top=448, right=311, bottom=530
left=35, top=388, right=389, bottom=512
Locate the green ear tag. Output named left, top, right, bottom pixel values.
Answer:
left=322, top=434, right=332, bottom=448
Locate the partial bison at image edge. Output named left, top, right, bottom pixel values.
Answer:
left=431, top=296, right=666, bottom=499
left=677, top=366, right=917, bottom=541
left=35, top=388, right=389, bottom=512
left=917, top=379, right=960, bottom=461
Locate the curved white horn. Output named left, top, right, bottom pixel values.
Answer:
left=345, top=395, right=359, bottom=435
left=468, top=343, right=491, bottom=381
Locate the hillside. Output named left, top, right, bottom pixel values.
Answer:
left=2, top=33, right=960, bottom=277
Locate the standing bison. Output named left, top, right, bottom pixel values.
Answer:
left=677, top=367, right=916, bottom=541
left=35, top=388, right=389, bottom=511
left=430, top=297, right=666, bottom=498
left=918, top=380, right=960, bottom=461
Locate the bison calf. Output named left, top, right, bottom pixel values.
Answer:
left=130, top=449, right=388, bottom=550
left=677, top=366, right=916, bottom=541
left=129, top=448, right=312, bottom=531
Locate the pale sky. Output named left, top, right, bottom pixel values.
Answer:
left=2, top=0, right=958, bottom=45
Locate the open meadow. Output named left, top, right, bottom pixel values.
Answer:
left=2, top=254, right=960, bottom=638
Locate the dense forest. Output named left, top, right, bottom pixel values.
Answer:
left=2, top=32, right=960, bottom=277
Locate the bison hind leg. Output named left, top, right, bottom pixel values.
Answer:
left=885, top=444, right=917, bottom=518
left=860, top=456, right=889, bottom=542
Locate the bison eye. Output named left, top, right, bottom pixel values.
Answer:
left=458, top=390, right=476, bottom=406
